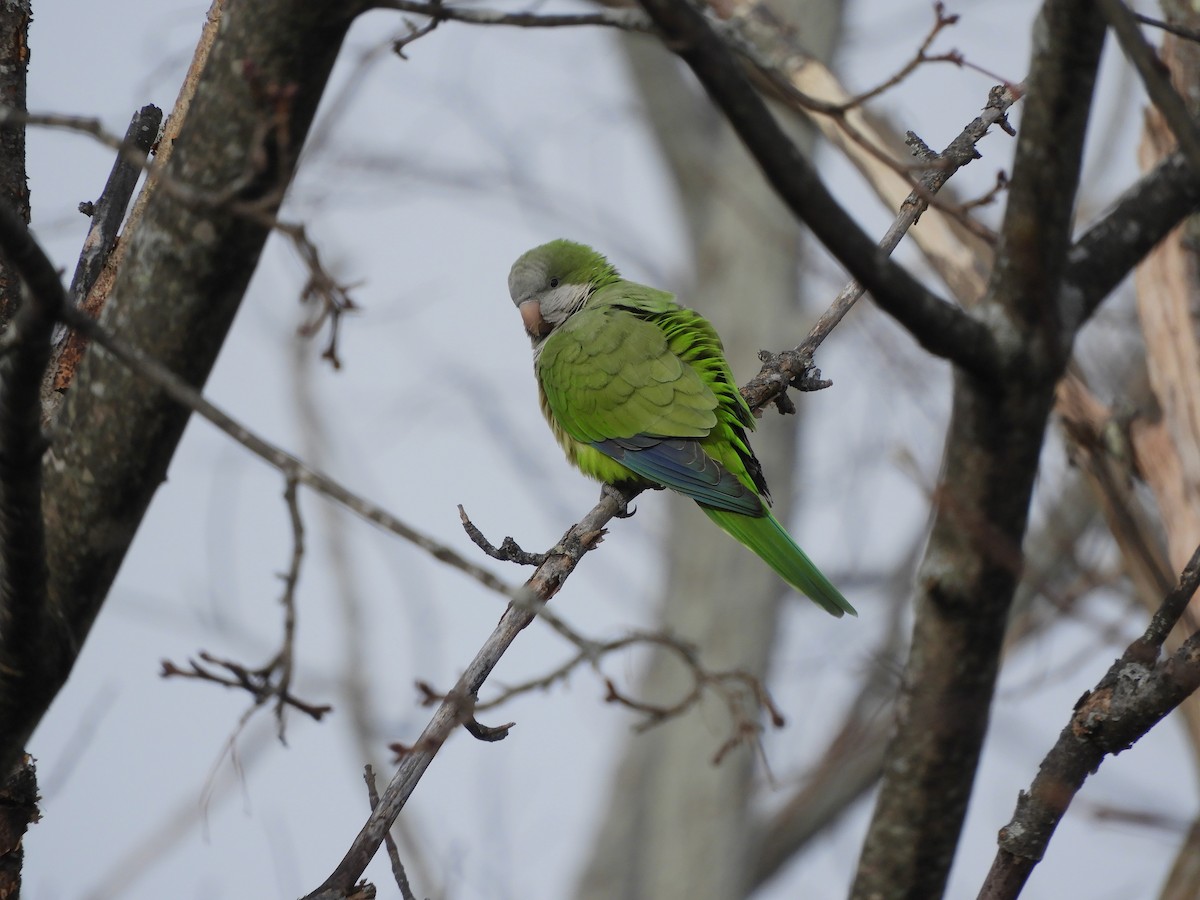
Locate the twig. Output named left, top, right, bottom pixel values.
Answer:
left=53, top=301, right=513, bottom=599
left=282, top=221, right=359, bottom=369
left=392, top=0, right=442, bottom=57
left=826, top=2, right=962, bottom=112
left=363, top=765, right=416, bottom=900
left=1135, top=11, right=1200, bottom=43
left=423, top=623, right=785, bottom=758
left=160, top=651, right=332, bottom=721
left=457, top=504, right=547, bottom=566
left=273, top=476, right=306, bottom=737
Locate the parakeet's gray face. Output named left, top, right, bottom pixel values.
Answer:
left=508, top=251, right=592, bottom=345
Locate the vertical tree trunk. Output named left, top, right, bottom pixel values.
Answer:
left=0, top=4, right=37, bottom=895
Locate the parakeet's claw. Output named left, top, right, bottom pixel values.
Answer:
left=601, top=482, right=637, bottom=518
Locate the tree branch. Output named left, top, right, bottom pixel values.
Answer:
left=978, top=545, right=1200, bottom=900
left=0, top=1, right=29, bottom=335
left=1099, top=0, right=1200, bottom=177
left=741, top=83, right=1021, bottom=414
left=305, top=490, right=630, bottom=899
left=988, top=1, right=1107, bottom=353
left=1061, top=150, right=1200, bottom=332
left=43, top=105, right=162, bottom=417
left=633, top=0, right=1003, bottom=380
left=371, top=0, right=653, bottom=33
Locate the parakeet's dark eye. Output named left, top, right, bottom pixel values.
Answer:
left=549, top=277, right=560, bottom=288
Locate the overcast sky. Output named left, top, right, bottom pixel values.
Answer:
left=19, top=2, right=1191, bottom=899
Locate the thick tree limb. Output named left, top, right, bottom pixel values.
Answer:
left=1062, top=150, right=1200, bottom=332
left=0, top=0, right=358, bottom=776
left=372, top=0, right=652, bottom=32
left=0, top=8, right=34, bottom=894
left=633, top=0, right=1003, bottom=381
left=851, top=4, right=1107, bottom=898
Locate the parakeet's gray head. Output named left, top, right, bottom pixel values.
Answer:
left=508, top=240, right=619, bottom=345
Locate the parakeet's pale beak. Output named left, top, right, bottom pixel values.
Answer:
left=519, top=299, right=550, bottom=338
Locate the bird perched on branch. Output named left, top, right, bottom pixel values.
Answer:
left=507, top=239, right=855, bottom=617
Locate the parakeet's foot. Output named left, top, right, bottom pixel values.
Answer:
left=601, top=482, right=637, bottom=518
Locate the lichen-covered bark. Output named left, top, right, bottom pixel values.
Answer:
left=0, top=0, right=357, bottom=772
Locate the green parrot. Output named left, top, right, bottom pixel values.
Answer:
left=507, top=239, right=855, bottom=617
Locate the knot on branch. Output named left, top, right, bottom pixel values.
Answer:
left=414, top=680, right=514, bottom=743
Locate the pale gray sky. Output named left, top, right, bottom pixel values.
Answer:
left=21, top=2, right=1186, bottom=899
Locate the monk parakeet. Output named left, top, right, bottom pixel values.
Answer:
left=508, top=239, right=855, bottom=618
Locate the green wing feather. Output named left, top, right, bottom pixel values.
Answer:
left=537, top=282, right=855, bottom=616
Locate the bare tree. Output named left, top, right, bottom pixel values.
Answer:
left=4, top=1, right=1200, bottom=898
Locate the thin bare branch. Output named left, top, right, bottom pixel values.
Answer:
left=740, top=81, right=1020, bottom=414
left=54, top=301, right=513, bottom=599
left=160, top=651, right=332, bottom=722
left=363, top=766, right=416, bottom=900
left=634, top=0, right=1002, bottom=381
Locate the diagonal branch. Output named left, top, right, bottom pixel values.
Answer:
left=1061, top=150, right=1200, bottom=332
left=305, top=494, right=631, bottom=899
left=979, top=545, right=1200, bottom=900
left=741, top=83, right=1021, bottom=414
left=632, top=0, right=1003, bottom=381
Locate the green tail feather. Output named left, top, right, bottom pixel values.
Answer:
left=701, top=506, right=856, bottom=618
